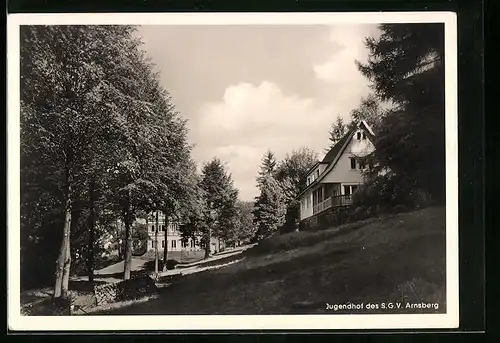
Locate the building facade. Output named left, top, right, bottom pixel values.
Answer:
left=139, top=211, right=224, bottom=254
left=298, top=120, right=376, bottom=221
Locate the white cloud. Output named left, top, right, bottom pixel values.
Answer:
left=192, top=81, right=346, bottom=201
left=313, top=25, right=378, bottom=105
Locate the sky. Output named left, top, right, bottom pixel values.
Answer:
left=137, top=24, right=380, bottom=202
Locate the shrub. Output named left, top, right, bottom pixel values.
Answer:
left=352, top=172, right=433, bottom=219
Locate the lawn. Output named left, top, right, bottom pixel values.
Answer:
left=137, top=250, right=205, bottom=264
left=97, top=206, right=447, bottom=315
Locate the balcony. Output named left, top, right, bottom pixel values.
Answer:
left=312, top=194, right=353, bottom=215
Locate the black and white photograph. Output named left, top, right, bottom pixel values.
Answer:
left=7, top=12, right=458, bottom=330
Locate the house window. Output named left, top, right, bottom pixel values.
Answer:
left=344, top=185, right=359, bottom=195
left=161, top=240, right=165, bottom=248
left=362, top=132, right=366, bottom=140
left=161, top=225, right=165, bottom=231
left=316, top=170, right=320, bottom=178
left=356, top=132, right=361, bottom=140
left=172, top=240, right=176, bottom=249
left=350, top=157, right=357, bottom=169
left=151, top=225, right=155, bottom=232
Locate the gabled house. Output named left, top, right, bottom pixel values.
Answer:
left=298, top=120, right=376, bottom=221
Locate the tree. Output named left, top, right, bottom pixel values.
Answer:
left=20, top=25, right=144, bottom=297
left=100, top=29, right=191, bottom=279
left=356, top=23, right=445, bottom=202
left=160, top=158, right=199, bottom=271
left=257, top=150, right=277, bottom=182
left=274, top=147, right=318, bottom=233
left=275, top=147, right=318, bottom=203
left=199, top=158, right=239, bottom=258
left=253, top=150, right=288, bottom=240
left=326, top=116, right=348, bottom=150
left=20, top=24, right=192, bottom=297
left=253, top=175, right=287, bottom=240
left=349, top=93, right=386, bottom=132
left=234, top=201, right=257, bottom=245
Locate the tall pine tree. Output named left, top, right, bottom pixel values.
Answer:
left=326, top=116, right=348, bottom=150
left=356, top=23, right=445, bottom=202
left=253, top=151, right=286, bottom=240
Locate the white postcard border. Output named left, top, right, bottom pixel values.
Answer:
left=7, top=11, right=459, bottom=331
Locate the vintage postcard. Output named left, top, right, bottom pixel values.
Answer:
left=7, top=11, right=458, bottom=331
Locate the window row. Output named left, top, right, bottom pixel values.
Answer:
left=152, top=239, right=199, bottom=249
left=356, top=130, right=367, bottom=140
left=150, top=223, right=180, bottom=233
left=307, top=169, right=321, bottom=186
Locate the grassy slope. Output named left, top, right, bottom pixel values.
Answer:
left=99, top=206, right=446, bottom=315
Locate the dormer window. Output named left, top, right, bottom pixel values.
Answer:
left=356, top=132, right=361, bottom=140
left=362, top=132, right=366, bottom=140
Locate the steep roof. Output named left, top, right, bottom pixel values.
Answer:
left=321, top=127, right=356, bottom=164
left=297, top=120, right=375, bottom=198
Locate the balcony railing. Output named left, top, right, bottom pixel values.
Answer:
left=312, top=194, right=353, bottom=214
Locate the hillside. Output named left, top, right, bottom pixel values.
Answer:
left=98, top=206, right=446, bottom=315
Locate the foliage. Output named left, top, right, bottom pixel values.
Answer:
left=131, top=223, right=149, bottom=256
left=20, top=25, right=193, bottom=292
left=326, top=116, right=348, bottom=150
left=234, top=201, right=257, bottom=244
left=256, top=150, right=277, bottom=184
left=355, top=23, right=446, bottom=203
left=275, top=147, right=318, bottom=203
left=349, top=93, right=387, bottom=132
left=253, top=174, right=287, bottom=240
left=198, top=158, right=239, bottom=256
left=274, top=147, right=318, bottom=233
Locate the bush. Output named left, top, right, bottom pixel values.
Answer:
left=280, top=200, right=300, bottom=234
left=352, top=172, right=433, bottom=219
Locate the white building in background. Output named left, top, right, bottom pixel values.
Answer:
left=138, top=211, right=224, bottom=253
left=298, top=120, right=376, bottom=221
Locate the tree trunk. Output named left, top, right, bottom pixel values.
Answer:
left=123, top=206, right=133, bottom=280
left=54, top=168, right=73, bottom=299
left=115, top=219, right=123, bottom=260
left=61, top=236, right=71, bottom=298
left=154, top=211, right=159, bottom=274
left=162, top=215, right=169, bottom=271
left=87, top=179, right=96, bottom=283
left=54, top=198, right=71, bottom=298
left=204, top=227, right=211, bottom=259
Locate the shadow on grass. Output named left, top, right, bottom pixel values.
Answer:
left=68, top=280, right=108, bottom=293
